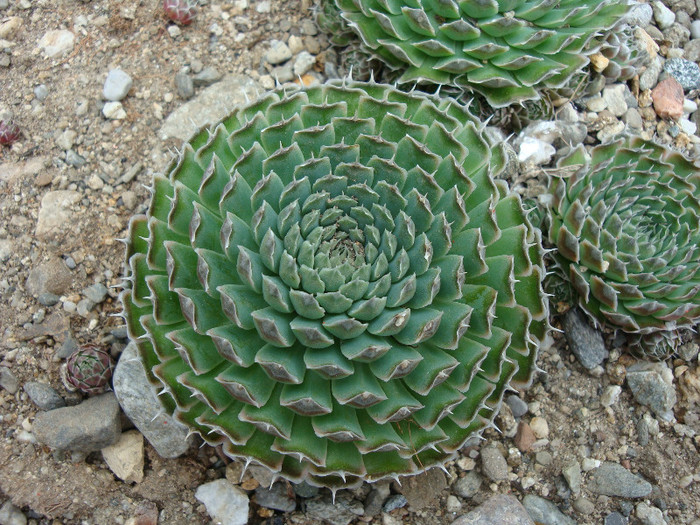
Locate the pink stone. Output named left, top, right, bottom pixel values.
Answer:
left=651, top=77, right=684, bottom=119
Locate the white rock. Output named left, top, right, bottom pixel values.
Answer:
left=602, top=85, right=628, bottom=117
left=680, top=118, right=697, bottom=135
left=683, top=99, right=698, bottom=114
left=288, top=35, right=304, bottom=55
left=581, top=458, right=601, bottom=471
left=35, top=190, right=81, bottom=240
left=0, top=500, right=26, bottom=525
left=293, top=51, right=315, bottom=76
left=266, top=39, right=292, bottom=65
left=38, top=29, right=75, bottom=58
left=101, top=430, right=144, bottom=483
left=530, top=416, right=549, bottom=439
left=195, top=479, right=249, bottom=525
left=103, top=69, right=133, bottom=101
left=624, top=2, right=653, bottom=28
left=103, top=101, right=126, bottom=120
left=56, top=129, right=77, bottom=151
left=0, top=17, right=23, bottom=40
left=87, top=174, right=105, bottom=190
left=652, top=1, right=675, bottom=30
left=601, top=385, right=622, bottom=407
left=256, top=0, right=271, bottom=13
left=586, top=96, right=607, bottom=113
left=518, top=136, right=555, bottom=165
left=691, top=20, right=700, bottom=40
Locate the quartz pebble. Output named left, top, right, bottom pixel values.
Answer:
left=38, top=29, right=75, bottom=57
left=652, top=1, right=675, bottom=29
left=103, top=69, right=133, bottom=101
left=195, top=479, right=249, bottom=525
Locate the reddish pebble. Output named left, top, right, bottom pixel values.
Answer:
left=514, top=421, right=536, bottom=453
left=132, top=501, right=158, bottom=525
left=651, top=77, right=684, bottom=119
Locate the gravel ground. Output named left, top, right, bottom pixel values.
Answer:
left=1, top=1, right=700, bottom=524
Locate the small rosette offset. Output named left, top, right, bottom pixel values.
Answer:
left=122, top=80, right=549, bottom=489
left=546, top=136, right=700, bottom=335
left=331, top=0, right=627, bottom=108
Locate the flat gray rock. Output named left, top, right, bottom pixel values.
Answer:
left=112, top=342, right=192, bottom=458
left=24, top=381, right=65, bottom=410
left=33, top=393, right=121, bottom=452
left=522, top=495, right=576, bottom=525
left=587, top=462, right=652, bottom=498
left=159, top=74, right=261, bottom=142
left=452, top=494, right=534, bottom=525
left=561, top=308, right=608, bottom=369
left=626, top=361, right=677, bottom=422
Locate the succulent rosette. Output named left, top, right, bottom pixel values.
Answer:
left=328, top=0, right=627, bottom=108
left=122, top=79, right=549, bottom=488
left=64, top=344, right=115, bottom=395
left=545, top=136, right=700, bottom=337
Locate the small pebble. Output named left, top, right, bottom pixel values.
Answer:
left=601, top=385, right=622, bottom=407
left=266, top=39, right=292, bottom=65
left=691, top=20, right=700, bottom=40
left=103, top=69, right=133, bottom=101
left=530, top=416, right=549, bottom=439
left=34, top=84, right=49, bottom=101
left=652, top=1, right=675, bottom=30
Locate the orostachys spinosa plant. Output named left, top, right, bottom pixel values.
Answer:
left=324, top=0, right=628, bottom=108
left=121, top=78, right=550, bottom=489
left=543, top=136, right=700, bottom=357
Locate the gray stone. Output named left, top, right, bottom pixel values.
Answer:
left=254, top=481, right=296, bottom=512
left=112, top=342, right=193, bottom=458
left=83, top=283, right=108, bottom=303
left=639, top=56, right=663, bottom=91
left=76, top=298, right=95, bottom=316
left=195, top=479, right=249, bottom=525
left=623, top=108, right=643, bottom=130
left=293, top=51, right=315, bottom=76
left=602, top=85, right=628, bottom=117
left=37, top=292, right=59, bottom=306
left=24, top=381, right=65, bottom=410
left=522, top=495, right=576, bottom=525
left=452, top=494, right=534, bottom=525
left=624, top=2, right=653, bottom=27
left=453, top=470, right=483, bottom=498
left=26, top=257, right=72, bottom=297
left=56, top=336, right=79, bottom=359
left=626, top=361, right=677, bottom=421
left=0, top=238, right=12, bottom=262
left=572, top=497, right=595, bottom=515
left=691, top=20, right=700, bottom=39
left=664, top=58, right=700, bottom=90
left=301, top=19, right=318, bottom=36
left=160, top=74, right=261, bottom=142
left=103, top=69, right=133, bottom=101
left=33, top=393, right=121, bottom=452
left=265, top=39, right=292, bottom=65
left=506, top=395, right=528, bottom=418
left=636, top=502, right=667, bottom=525
left=34, top=84, right=48, bottom=101
left=383, top=494, right=407, bottom=512
left=306, top=493, right=364, bottom=525
left=192, top=66, right=222, bottom=87
left=480, top=445, right=508, bottom=482
left=562, top=461, right=582, bottom=495
left=363, top=482, right=390, bottom=517
left=587, top=462, right=652, bottom=498
left=292, top=481, right=319, bottom=498
left=398, top=466, right=447, bottom=510
left=604, top=512, right=627, bottom=525
left=664, top=23, right=690, bottom=48
left=561, top=308, right=608, bottom=369
left=652, top=1, right=675, bottom=29
left=65, top=150, right=86, bottom=168
left=0, top=501, right=26, bottom=525
left=0, top=367, right=19, bottom=394
left=174, top=72, right=194, bottom=99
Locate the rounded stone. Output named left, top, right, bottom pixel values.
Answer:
left=103, top=69, right=133, bottom=101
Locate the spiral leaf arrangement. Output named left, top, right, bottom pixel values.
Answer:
left=121, top=80, right=549, bottom=488
left=327, top=0, right=627, bottom=108
left=545, top=136, right=700, bottom=341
